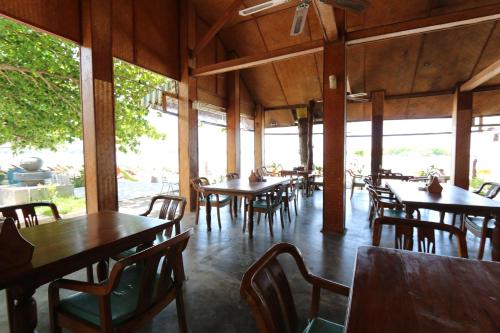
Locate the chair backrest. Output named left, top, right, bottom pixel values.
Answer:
left=241, top=243, right=317, bottom=333
left=373, top=217, right=468, bottom=258
left=271, top=185, right=285, bottom=207
left=226, top=172, right=239, bottom=180
left=0, top=202, right=61, bottom=229
left=475, top=182, right=500, bottom=199
left=141, top=195, right=186, bottom=237
left=108, top=228, right=193, bottom=319
left=191, top=177, right=210, bottom=199
left=287, top=178, right=298, bottom=199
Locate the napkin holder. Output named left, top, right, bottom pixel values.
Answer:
left=0, top=217, right=34, bottom=271
left=426, top=176, right=443, bottom=194
left=249, top=170, right=266, bottom=182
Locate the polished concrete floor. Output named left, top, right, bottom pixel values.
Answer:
left=0, top=190, right=491, bottom=332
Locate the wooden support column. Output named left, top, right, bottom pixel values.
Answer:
left=297, top=109, right=308, bottom=167
left=323, top=41, right=346, bottom=234
left=81, top=0, right=118, bottom=213
left=227, top=70, right=241, bottom=174
left=451, top=88, right=473, bottom=189
left=254, top=104, right=264, bottom=169
left=307, top=100, right=315, bottom=171
left=371, top=90, right=384, bottom=179
left=179, top=0, right=198, bottom=211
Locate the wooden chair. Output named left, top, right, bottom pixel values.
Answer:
left=48, top=229, right=193, bottom=333
left=346, top=169, right=365, bottom=199
left=283, top=178, right=299, bottom=221
left=373, top=217, right=468, bottom=258
left=462, top=181, right=500, bottom=259
left=243, top=185, right=285, bottom=237
left=240, top=242, right=350, bottom=333
left=226, top=172, right=243, bottom=210
left=367, top=188, right=406, bottom=227
left=112, top=195, right=186, bottom=260
left=0, top=202, right=61, bottom=229
left=191, top=177, right=233, bottom=229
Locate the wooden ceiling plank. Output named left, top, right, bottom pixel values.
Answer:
left=346, top=3, right=500, bottom=45
left=461, top=58, right=500, bottom=91
left=192, top=40, right=324, bottom=77
left=192, top=0, right=244, bottom=57
left=312, top=0, right=338, bottom=41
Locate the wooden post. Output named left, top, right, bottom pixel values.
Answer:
left=307, top=100, right=315, bottom=171
left=254, top=104, right=264, bottom=169
left=371, top=90, right=384, bottom=180
left=227, top=70, right=241, bottom=174
left=451, top=87, right=473, bottom=189
left=323, top=41, right=346, bottom=234
left=298, top=112, right=308, bottom=167
left=80, top=0, right=118, bottom=213
left=179, top=0, right=198, bottom=211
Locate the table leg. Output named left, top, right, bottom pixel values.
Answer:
left=97, top=260, right=109, bottom=282
left=248, top=199, right=255, bottom=238
left=206, top=194, right=212, bottom=231
left=233, top=196, right=238, bottom=217
left=405, top=207, right=415, bottom=219
left=6, top=287, right=37, bottom=333
left=492, top=218, right=500, bottom=262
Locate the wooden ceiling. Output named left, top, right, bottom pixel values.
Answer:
left=192, top=0, right=500, bottom=117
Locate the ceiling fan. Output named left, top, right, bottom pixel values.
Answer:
left=239, top=0, right=370, bottom=37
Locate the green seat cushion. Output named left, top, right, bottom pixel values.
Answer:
left=253, top=200, right=269, bottom=209
left=465, top=216, right=495, bottom=230
left=59, top=265, right=172, bottom=327
left=303, top=318, right=344, bottom=333
left=382, top=209, right=406, bottom=218
left=201, top=195, right=232, bottom=204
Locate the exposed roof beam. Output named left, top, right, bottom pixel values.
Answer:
left=346, top=4, right=500, bottom=45
left=265, top=103, right=308, bottom=111
left=191, top=40, right=324, bottom=77
left=192, top=0, right=243, bottom=57
left=312, top=0, right=338, bottom=41
left=461, top=58, right=500, bottom=91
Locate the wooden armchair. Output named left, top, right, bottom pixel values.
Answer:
left=240, top=243, right=350, bottom=333
left=373, top=217, right=468, bottom=258
left=463, top=181, right=500, bottom=259
left=49, top=229, right=193, bottom=333
left=112, top=195, right=187, bottom=261
left=191, top=177, right=233, bottom=229
left=346, top=169, right=365, bottom=199
left=367, top=188, right=406, bottom=227
left=0, top=202, right=61, bottom=228
left=243, top=185, right=285, bottom=237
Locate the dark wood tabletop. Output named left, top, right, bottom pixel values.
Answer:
left=0, top=211, right=169, bottom=290
left=387, top=181, right=500, bottom=216
left=346, top=246, right=500, bottom=333
left=200, top=177, right=289, bottom=196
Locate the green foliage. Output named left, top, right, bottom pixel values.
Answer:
left=0, top=18, right=171, bottom=153
left=39, top=196, right=86, bottom=216
left=469, top=177, right=484, bottom=191
left=71, top=169, right=85, bottom=188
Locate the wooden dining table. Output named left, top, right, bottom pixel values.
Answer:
left=386, top=181, right=500, bottom=260
left=0, top=211, right=172, bottom=333
left=200, top=177, right=289, bottom=238
left=346, top=246, right=500, bottom=333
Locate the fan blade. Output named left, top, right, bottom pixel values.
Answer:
left=290, top=1, right=310, bottom=36
left=319, top=0, right=370, bottom=12
left=239, top=0, right=291, bottom=16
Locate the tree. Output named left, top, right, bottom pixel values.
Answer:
left=0, top=17, right=174, bottom=153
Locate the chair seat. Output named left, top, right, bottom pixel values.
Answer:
left=200, top=195, right=231, bottom=204
left=303, top=317, right=344, bottom=333
left=382, top=209, right=406, bottom=219
left=253, top=200, right=269, bottom=209
left=59, top=265, right=172, bottom=327
left=465, top=216, right=495, bottom=233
